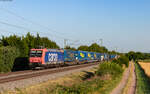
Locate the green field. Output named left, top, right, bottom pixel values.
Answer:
left=135, top=62, right=150, bottom=94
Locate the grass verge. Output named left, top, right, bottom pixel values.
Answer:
left=5, top=60, right=126, bottom=94
left=135, top=62, right=150, bottom=94
left=49, top=62, right=123, bottom=94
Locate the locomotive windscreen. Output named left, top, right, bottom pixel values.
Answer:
left=30, top=50, right=43, bottom=57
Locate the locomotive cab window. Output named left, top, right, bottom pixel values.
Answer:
left=30, top=50, right=43, bottom=57
left=30, top=51, right=36, bottom=57
left=36, top=51, right=42, bottom=57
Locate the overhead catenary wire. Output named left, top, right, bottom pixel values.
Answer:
left=0, top=7, right=70, bottom=39
left=0, top=7, right=104, bottom=46
left=0, top=7, right=104, bottom=47
left=0, top=21, right=32, bottom=32
left=0, top=20, right=76, bottom=49
left=0, top=28, right=26, bottom=39
left=0, top=28, right=23, bottom=35
left=75, top=39, right=102, bottom=45
left=0, top=20, right=67, bottom=40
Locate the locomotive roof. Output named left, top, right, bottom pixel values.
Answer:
left=47, top=49, right=64, bottom=52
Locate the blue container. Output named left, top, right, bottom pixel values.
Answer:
left=110, top=54, right=116, bottom=59
left=109, top=55, right=112, bottom=59
left=87, top=52, right=96, bottom=62
left=87, top=52, right=92, bottom=60
left=95, top=53, right=102, bottom=60
left=76, top=51, right=88, bottom=61
left=44, top=49, right=64, bottom=64
left=90, top=52, right=94, bottom=60
left=64, top=50, right=77, bottom=62
left=104, top=53, right=109, bottom=60
left=93, top=52, right=98, bottom=60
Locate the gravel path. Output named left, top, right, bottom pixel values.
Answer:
left=0, top=64, right=97, bottom=93
left=127, top=62, right=136, bottom=94
left=110, top=62, right=131, bottom=94
left=111, top=62, right=137, bottom=94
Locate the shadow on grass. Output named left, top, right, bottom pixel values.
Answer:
left=80, top=71, right=95, bottom=80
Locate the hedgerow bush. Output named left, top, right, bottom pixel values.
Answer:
left=112, top=56, right=129, bottom=67
left=96, top=62, right=123, bottom=76
left=54, top=79, right=104, bottom=94
left=0, top=46, right=20, bottom=73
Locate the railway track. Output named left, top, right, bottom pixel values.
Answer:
left=0, top=62, right=99, bottom=84
left=0, top=70, right=32, bottom=78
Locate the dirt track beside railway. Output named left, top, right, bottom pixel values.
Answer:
left=110, top=62, right=136, bottom=94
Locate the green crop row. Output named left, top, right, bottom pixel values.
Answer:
left=135, top=62, right=150, bottom=94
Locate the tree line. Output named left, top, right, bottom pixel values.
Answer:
left=0, top=32, right=149, bottom=73
left=125, top=51, right=150, bottom=61
left=65, top=43, right=119, bottom=55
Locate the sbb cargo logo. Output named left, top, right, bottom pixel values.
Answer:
left=48, top=53, right=58, bottom=62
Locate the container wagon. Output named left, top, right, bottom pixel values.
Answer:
left=75, top=51, right=88, bottom=64
left=64, top=50, right=77, bottom=65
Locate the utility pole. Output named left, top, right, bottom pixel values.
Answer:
left=121, top=48, right=124, bottom=54
left=100, top=39, right=103, bottom=46
left=115, top=47, right=118, bottom=52
left=64, top=39, right=67, bottom=49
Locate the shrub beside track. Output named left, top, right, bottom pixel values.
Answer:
left=0, top=46, right=19, bottom=73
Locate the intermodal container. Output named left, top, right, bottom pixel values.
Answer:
left=64, top=50, right=77, bottom=62
left=76, top=51, right=88, bottom=61
left=104, top=53, right=109, bottom=60
left=110, top=54, right=116, bottom=59
left=96, top=53, right=102, bottom=61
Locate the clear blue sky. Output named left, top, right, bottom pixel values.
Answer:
left=0, top=0, right=150, bottom=52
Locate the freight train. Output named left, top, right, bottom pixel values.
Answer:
left=29, top=48, right=117, bottom=69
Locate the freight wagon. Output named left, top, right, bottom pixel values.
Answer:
left=86, top=52, right=92, bottom=62
left=104, top=53, right=109, bottom=61
left=95, top=53, right=102, bottom=61
left=109, top=54, right=117, bottom=60
left=64, top=50, right=77, bottom=65
left=75, top=51, right=88, bottom=63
